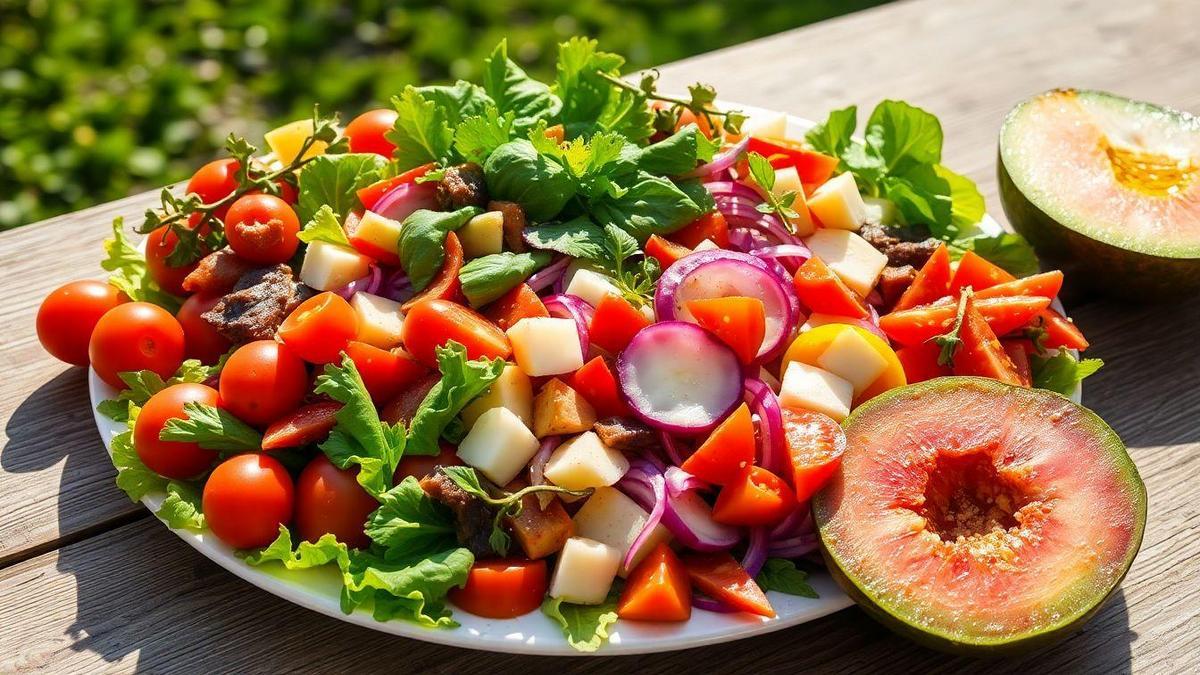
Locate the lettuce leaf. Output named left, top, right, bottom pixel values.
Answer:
left=482, top=39, right=560, bottom=131
left=341, top=547, right=474, bottom=627
left=296, top=153, right=388, bottom=223
left=405, top=341, right=506, bottom=457
left=755, top=558, right=819, bottom=598
left=364, top=477, right=458, bottom=559
left=244, top=527, right=349, bottom=569
left=97, top=358, right=222, bottom=423
left=157, top=481, right=206, bottom=531
left=1032, top=348, right=1104, bottom=396
left=397, top=207, right=482, bottom=292
left=387, top=86, right=458, bottom=171
left=297, top=204, right=351, bottom=247
left=101, top=217, right=182, bottom=312
left=541, top=588, right=621, bottom=653
left=315, top=355, right=406, bottom=497
left=159, top=402, right=262, bottom=451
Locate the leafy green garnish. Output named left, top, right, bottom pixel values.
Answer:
left=397, top=207, right=483, bottom=292
left=746, top=151, right=802, bottom=224
left=635, top=125, right=718, bottom=176
left=97, top=358, right=222, bottom=423
left=157, top=481, right=206, bottom=531
left=931, top=289, right=972, bottom=366
left=406, top=341, right=506, bottom=457
left=554, top=37, right=652, bottom=142
left=755, top=558, right=819, bottom=598
left=101, top=217, right=182, bottom=312
left=482, top=39, right=560, bottom=131
left=341, top=546, right=474, bottom=627
left=315, top=354, right=406, bottom=498
left=521, top=217, right=660, bottom=307
left=244, top=527, right=349, bottom=569
left=364, top=476, right=459, bottom=557
left=523, top=217, right=608, bottom=260
left=297, top=204, right=351, bottom=247
left=483, top=139, right=576, bottom=221
left=109, top=405, right=162, bottom=502
left=159, top=402, right=262, bottom=452
left=590, top=171, right=715, bottom=243
left=454, top=106, right=517, bottom=164
left=458, top=251, right=552, bottom=307
left=387, top=86, right=458, bottom=170
left=297, top=153, right=388, bottom=223
left=541, top=588, right=621, bottom=653
left=1032, top=348, right=1104, bottom=396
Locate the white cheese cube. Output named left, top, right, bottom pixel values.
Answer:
left=692, top=238, right=720, bottom=252
left=350, top=292, right=405, bottom=348
left=300, top=240, right=373, bottom=292
left=264, top=119, right=328, bottom=165
left=564, top=268, right=619, bottom=309
left=543, top=431, right=630, bottom=491
left=740, top=111, right=788, bottom=141
left=455, top=407, right=541, bottom=487
left=461, top=364, right=533, bottom=428
left=573, top=487, right=672, bottom=576
left=353, top=211, right=404, bottom=259
left=771, top=165, right=815, bottom=236
left=458, top=211, right=504, bottom=258
left=779, top=361, right=853, bottom=422
left=862, top=196, right=897, bottom=226
left=803, top=229, right=888, bottom=297
left=548, top=537, right=621, bottom=605
left=816, top=328, right=889, bottom=396
left=506, top=317, right=585, bottom=377
left=807, top=172, right=868, bottom=231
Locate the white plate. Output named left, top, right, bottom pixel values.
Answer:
left=88, top=107, right=1077, bottom=655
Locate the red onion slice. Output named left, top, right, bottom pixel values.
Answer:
left=683, top=135, right=750, bottom=179
left=659, top=430, right=687, bottom=466
left=332, top=264, right=382, bottom=299
left=542, top=293, right=594, bottom=357
left=660, top=486, right=741, bottom=551
left=623, top=471, right=667, bottom=571
left=702, top=180, right=766, bottom=202
left=752, top=244, right=812, bottom=275
left=744, top=378, right=786, bottom=475
left=529, top=436, right=561, bottom=509
left=371, top=180, right=439, bottom=223
left=740, top=526, right=770, bottom=578
left=526, top=256, right=569, bottom=293
left=377, top=268, right=414, bottom=303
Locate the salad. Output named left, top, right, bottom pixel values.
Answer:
left=35, top=37, right=1116, bottom=653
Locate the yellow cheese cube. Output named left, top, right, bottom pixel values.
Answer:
left=803, top=229, right=888, bottom=297
left=350, top=292, right=405, bottom=349
left=264, top=119, right=328, bottom=165
left=543, top=431, right=630, bottom=491
left=459, top=211, right=505, bottom=258
left=507, top=317, right=585, bottom=377
left=353, top=211, right=403, bottom=259
left=807, top=172, right=868, bottom=231
left=548, top=537, right=621, bottom=605
left=816, top=327, right=889, bottom=396
left=456, top=407, right=541, bottom=487
left=564, top=268, right=619, bottom=309
left=573, top=487, right=672, bottom=576
left=741, top=111, right=789, bottom=140
left=461, top=364, right=534, bottom=428
left=299, top=241, right=373, bottom=292
left=779, top=361, right=853, bottom=422
left=771, top=165, right=815, bottom=236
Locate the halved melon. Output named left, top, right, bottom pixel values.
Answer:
left=814, top=377, right=1146, bottom=654
left=999, top=89, right=1200, bottom=297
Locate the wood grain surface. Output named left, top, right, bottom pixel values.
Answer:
left=2, top=0, right=1198, bottom=671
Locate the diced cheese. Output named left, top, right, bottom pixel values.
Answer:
left=350, top=292, right=405, bottom=348
left=572, top=487, right=672, bottom=576
left=807, top=172, right=868, bottom=231
left=507, top=317, right=585, bottom=377
left=740, top=111, right=788, bottom=141
left=863, top=196, right=897, bottom=226
left=458, top=211, right=505, bottom=258
left=353, top=211, right=404, bottom=258
left=803, top=229, right=888, bottom=297
left=543, top=431, right=630, bottom=491
left=779, top=361, right=853, bottom=422
left=771, top=165, right=815, bottom=236
left=548, top=536, right=621, bottom=605
left=456, top=407, right=541, bottom=486
left=816, top=328, right=889, bottom=396
left=264, top=119, right=328, bottom=165
left=693, top=238, right=720, bottom=252
left=300, top=240, right=373, bottom=291
left=564, top=268, right=619, bottom=309
left=461, top=364, right=533, bottom=428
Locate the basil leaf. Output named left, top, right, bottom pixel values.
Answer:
left=523, top=217, right=607, bottom=260
left=397, top=207, right=482, bottom=292
left=1032, top=348, right=1104, bottom=396
left=459, top=251, right=552, bottom=307
left=590, top=172, right=715, bottom=243
left=297, top=204, right=351, bottom=247
left=406, top=341, right=506, bottom=457
left=755, top=558, right=819, bottom=598
left=415, top=80, right=493, bottom=125
left=935, top=164, right=986, bottom=230
left=483, top=39, right=560, bottom=130
left=636, top=125, right=719, bottom=176
left=387, top=86, right=457, bottom=171
left=865, top=99, right=943, bottom=174
left=297, top=153, right=388, bottom=223
left=483, top=139, right=576, bottom=221
left=805, top=105, right=857, bottom=159
left=882, top=166, right=952, bottom=235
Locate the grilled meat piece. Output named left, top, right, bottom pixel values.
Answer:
left=436, top=163, right=488, bottom=210
left=202, top=264, right=312, bottom=343
left=877, top=265, right=917, bottom=310
left=593, top=417, right=659, bottom=454
left=182, top=248, right=256, bottom=296
left=488, top=200, right=527, bottom=253
left=419, top=470, right=495, bottom=557
left=859, top=223, right=942, bottom=268
left=379, top=373, right=439, bottom=427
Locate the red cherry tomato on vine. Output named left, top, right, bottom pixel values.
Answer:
left=277, top=292, right=359, bottom=364
left=224, top=193, right=301, bottom=264
left=186, top=158, right=239, bottom=221
left=345, top=108, right=399, bottom=157
left=448, top=559, right=548, bottom=619
left=203, top=453, right=295, bottom=549
left=89, top=302, right=186, bottom=389
left=133, top=383, right=220, bottom=479
left=295, top=454, right=378, bottom=549
left=37, top=280, right=127, bottom=366
left=218, top=340, right=309, bottom=426
left=175, top=293, right=231, bottom=365
left=145, top=225, right=206, bottom=296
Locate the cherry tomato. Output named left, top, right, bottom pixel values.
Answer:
left=224, top=193, right=301, bottom=264
left=218, top=340, right=309, bottom=426
left=145, top=225, right=205, bottom=296
left=344, top=341, right=428, bottom=404
left=89, top=302, right=186, bottom=389
left=448, top=559, right=548, bottom=619
left=294, top=454, right=378, bottom=549
left=186, top=158, right=240, bottom=206
left=175, top=293, right=230, bottom=364
left=345, top=108, right=399, bottom=157
left=394, top=442, right=462, bottom=482
left=37, top=280, right=127, bottom=366
left=277, top=292, right=359, bottom=364
left=133, top=383, right=220, bottom=479
left=401, top=298, right=511, bottom=369
left=203, top=453, right=295, bottom=549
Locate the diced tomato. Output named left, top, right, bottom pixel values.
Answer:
left=745, top=137, right=839, bottom=187
left=568, top=356, right=631, bottom=418
left=345, top=341, right=429, bottom=404
left=543, top=124, right=566, bottom=145
left=895, top=341, right=951, bottom=384
left=713, top=466, right=795, bottom=526
left=448, top=559, right=548, bottom=619
left=781, top=407, right=846, bottom=503
left=617, top=543, right=692, bottom=622
left=645, top=234, right=692, bottom=270
left=950, top=251, right=1016, bottom=294
left=686, top=296, right=766, bottom=365
left=680, top=403, right=755, bottom=485
left=1003, top=340, right=1033, bottom=387
left=974, top=270, right=1064, bottom=300
left=356, top=162, right=436, bottom=211
left=681, top=552, right=774, bottom=618
left=485, top=283, right=549, bottom=331
left=402, top=231, right=466, bottom=310
left=590, top=294, right=652, bottom=354
left=1034, top=308, right=1090, bottom=351
left=261, top=401, right=342, bottom=451
left=951, top=296, right=1024, bottom=385
left=670, top=211, right=729, bottom=249
left=879, top=295, right=1051, bottom=347
left=401, top=298, right=511, bottom=368
left=893, top=244, right=951, bottom=311
left=793, top=256, right=869, bottom=318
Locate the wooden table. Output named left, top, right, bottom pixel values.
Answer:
left=3, top=0, right=1198, bottom=671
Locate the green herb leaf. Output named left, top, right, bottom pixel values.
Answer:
left=482, top=39, right=560, bottom=130
left=397, top=207, right=483, bottom=292
left=109, top=406, right=165, bottom=502
left=297, top=204, right=351, bottom=247
left=101, top=218, right=182, bottom=312
left=414, top=80, right=494, bottom=124
left=483, top=139, right=576, bottom=221
left=865, top=100, right=943, bottom=174
left=156, top=481, right=206, bottom=531
left=315, top=354, right=407, bottom=497
left=387, top=86, right=457, bottom=171
left=454, top=107, right=517, bottom=164
left=297, top=153, right=388, bottom=223
left=98, top=358, right=222, bottom=422
left=406, top=341, right=506, bottom=457
left=364, top=476, right=459, bottom=558
left=1032, top=348, right=1104, bottom=396
left=244, top=526, right=349, bottom=569
left=935, top=164, right=986, bottom=230
left=340, top=546, right=474, bottom=627
left=635, top=125, right=718, bottom=176
left=755, top=558, right=819, bottom=598
left=523, top=217, right=608, bottom=260
left=932, top=289, right=972, bottom=366
left=805, top=105, right=857, bottom=159
left=590, top=172, right=715, bottom=243
left=458, top=251, right=552, bottom=307
left=953, top=232, right=1040, bottom=278
left=541, top=588, right=621, bottom=653
left=882, top=166, right=951, bottom=233
left=159, top=402, right=262, bottom=451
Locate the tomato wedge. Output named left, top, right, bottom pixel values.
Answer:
left=645, top=234, right=692, bottom=270
left=590, top=294, right=652, bottom=354
left=893, top=243, right=951, bottom=311
left=448, top=559, right=548, bottom=619
left=567, top=356, right=630, bottom=418
left=895, top=341, right=951, bottom=384
left=974, top=270, right=1064, bottom=300
left=617, top=543, right=692, bottom=622
left=261, top=401, right=342, bottom=450
left=670, top=211, right=729, bottom=249
left=402, top=231, right=465, bottom=312
left=345, top=340, right=429, bottom=404
left=401, top=298, right=512, bottom=368
left=745, top=137, right=839, bottom=187
left=950, top=250, right=1016, bottom=294
left=951, top=295, right=1024, bottom=385
left=485, top=283, right=549, bottom=331
left=1034, top=308, right=1090, bottom=351
left=782, top=407, right=846, bottom=503
left=713, top=466, right=795, bottom=526
left=792, top=256, right=869, bottom=318
left=682, top=552, right=774, bottom=618
left=685, top=296, right=766, bottom=365
left=680, top=403, right=755, bottom=485
left=879, top=295, right=1051, bottom=347
left=355, top=162, right=435, bottom=210
left=1003, top=340, right=1033, bottom=387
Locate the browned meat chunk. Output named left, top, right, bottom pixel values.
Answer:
left=502, top=479, right=574, bottom=560
left=229, top=218, right=287, bottom=254
left=594, top=417, right=659, bottom=454
left=878, top=265, right=917, bottom=310
left=488, top=200, right=527, bottom=253
left=202, top=264, right=312, bottom=343
left=859, top=223, right=942, bottom=268
left=420, top=471, right=495, bottom=557
left=182, top=248, right=255, bottom=296
left=379, top=373, right=439, bottom=427
left=436, top=163, right=488, bottom=210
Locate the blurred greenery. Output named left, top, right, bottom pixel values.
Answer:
left=0, top=0, right=886, bottom=229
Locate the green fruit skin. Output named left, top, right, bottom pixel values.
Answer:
left=814, top=377, right=1148, bottom=656
left=997, top=148, right=1200, bottom=301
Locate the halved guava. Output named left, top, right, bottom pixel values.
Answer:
left=999, top=88, right=1200, bottom=297
left=813, top=377, right=1146, bottom=654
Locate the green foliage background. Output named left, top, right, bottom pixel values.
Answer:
left=0, top=0, right=885, bottom=229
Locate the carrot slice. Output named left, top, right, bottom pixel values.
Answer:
left=893, top=244, right=951, bottom=311
left=792, top=256, right=869, bottom=318
left=686, top=296, right=766, bottom=365
left=680, top=403, right=755, bottom=485
left=617, top=544, right=692, bottom=622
